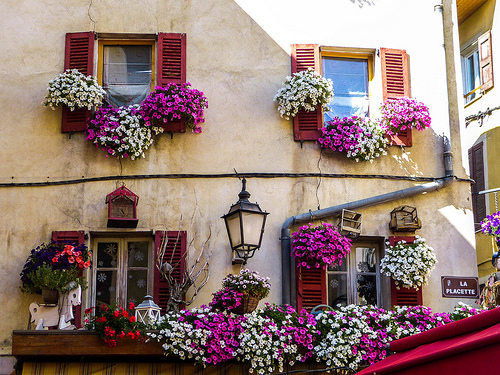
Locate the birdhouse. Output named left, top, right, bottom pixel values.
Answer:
left=105, top=185, right=139, bottom=228
left=339, top=209, right=362, bottom=238
left=389, top=205, right=422, bottom=232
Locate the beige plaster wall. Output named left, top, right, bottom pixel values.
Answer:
left=0, top=0, right=476, bottom=358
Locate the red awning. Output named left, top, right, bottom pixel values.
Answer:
left=356, top=307, right=500, bottom=375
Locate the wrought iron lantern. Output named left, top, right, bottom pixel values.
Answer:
left=222, top=178, right=269, bottom=264
left=105, top=185, right=139, bottom=228
left=134, top=295, right=161, bottom=324
left=389, top=205, right=422, bottom=232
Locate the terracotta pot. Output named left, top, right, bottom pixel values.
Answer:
left=41, top=288, right=59, bottom=304
left=232, top=296, right=260, bottom=315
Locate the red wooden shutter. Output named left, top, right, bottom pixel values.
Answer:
left=388, top=236, right=423, bottom=306
left=381, top=48, right=412, bottom=147
left=469, top=143, right=486, bottom=231
left=291, top=44, right=323, bottom=141
left=479, top=30, right=494, bottom=92
left=154, top=231, right=187, bottom=314
left=61, top=32, right=95, bottom=133
left=296, top=266, right=326, bottom=312
left=157, top=33, right=186, bottom=86
left=51, top=230, right=86, bottom=328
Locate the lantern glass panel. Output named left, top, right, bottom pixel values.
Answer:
left=225, top=212, right=242, bottom=248
left=241, top=211, right=265, bottom=246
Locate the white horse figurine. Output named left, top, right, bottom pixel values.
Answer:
left=29, top=281, right=82, bottom=330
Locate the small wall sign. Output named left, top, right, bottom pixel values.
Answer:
left=441, top=276, right=479, bottom=298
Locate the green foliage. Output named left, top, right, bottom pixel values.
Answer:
left=22, top=265, right=87, bottom=293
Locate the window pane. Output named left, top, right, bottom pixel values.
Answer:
left=323, top=57, right=369, bottom=120
left=128, top=241, right=149, bottom=267
left=127, top=269, right=148, bottom=306
left=97, top=242, right=119, bottom=268
left=355, top=247, right=377, bottom=273
left=96, top=270, right=117, bottom=306
left=462, top=49, right=480, bottom=103
left=328, top=260, right=347, bottom=272
left=357, top=274, right=377, bottom=305
left=328, top=273, right=348, bottom=306
left=103, top=45, right=152, bottom=107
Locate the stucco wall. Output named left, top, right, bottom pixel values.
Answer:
left=0, top=0, right=476, bottom=361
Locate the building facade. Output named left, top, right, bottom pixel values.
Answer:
left=0, top=0, right=477, bottom=373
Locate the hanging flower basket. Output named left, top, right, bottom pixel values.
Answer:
left=380, top=236, right=437, bottom=290
left=379, top=97, right=431, bottom=136
left=317, top=116, right=389, bottom=162
left=274, top=68, right=334, bottom=120
left=140, top=83, right=208, bottom=133
left=480, top=211, right=500, bottom=237
left=86, top=105, right=163, bottom=160
left=42, top=69, right=106, bottom=111
left=232, top=295, right=260, bottom=315
left=291, top=222, right=352, bottom=269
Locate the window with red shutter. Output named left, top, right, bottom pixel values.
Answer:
left=380, top=48, right=412, bottom=147
left=388, top=236, right=423, bottom=306
left=296, top=239, right=385, bottom=311
left=154, top=231, right=187, bottom=314
left=62, top=32, right=95, bottom=133
left=51, top=230, right=86, bottom=328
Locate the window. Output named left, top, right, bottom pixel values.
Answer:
left=99, top=41, right=154, bottom=108
left=297, top=237, right=391, bottom=311
left=327, top=242, right=381, bottom=306
left=61, top=32, right=186, bottom=133
left=462, top=44, right=481, bottom=104
left=291, top=44, right=410, bottom=145
left=322, top=57, right=369, bottom=121
left=91, top=237, right=154, bottom=307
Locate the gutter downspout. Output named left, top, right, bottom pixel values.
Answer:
left=281, top=0, right=454, bottom=306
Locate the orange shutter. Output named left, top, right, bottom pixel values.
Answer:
left=61, top=32, right=95, bottom=133
left=51, top=230, right=86, bottom=328
left=296, top=266, right=326, bottom=312
left=157, top=33, right=186, bottom=86
left=291, top=44, right=323, bottom=141
left=388, top=236, right=423, bottom=306
left=479, top=30, right=494, bottom=92
left=381, top=48, right=412, bottom=147
left=154, top=231, right=187, bottom=314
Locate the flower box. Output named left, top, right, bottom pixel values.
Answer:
left=159, top=118, right=186, bottom=133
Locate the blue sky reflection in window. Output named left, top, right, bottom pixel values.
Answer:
left=323, top=57, right=368, bottom=121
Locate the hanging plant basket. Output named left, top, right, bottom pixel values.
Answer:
left=231, top=295, right=260, bottom=315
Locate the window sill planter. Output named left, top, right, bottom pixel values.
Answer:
left=159, top=118, right=186, bottom=133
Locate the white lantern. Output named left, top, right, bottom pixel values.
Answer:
left=134, top=295, right=161, bottom=324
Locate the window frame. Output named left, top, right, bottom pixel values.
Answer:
left=461, top=41, right=481, bottom=104
left=320, top=48, right=374, bottom=120
left=90, top=235, right=154, bottom=308
left=97, top=38, right=156, bottom=108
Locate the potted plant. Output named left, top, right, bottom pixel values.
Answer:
left=274, top=68, right=334, bottom=120
left=291, top=222, right=352, bottom=269
left=378, top=96, right=431, bottom=136
left=84, top=303, right=146, bottom=347
left=42, top=68, right=106, bottom=111
left=380, top=236, right=437, bottom=290
left=209, top=269, right=271, bottom=314
left=317, top=116, right=389, bottom=162
left=480, top=211, right=500, bottom=239
left=140, top=83, right=208, bottom=133
left=20, top=241, right=92, bottom=303
left=86, top=104, right=164, bottom=160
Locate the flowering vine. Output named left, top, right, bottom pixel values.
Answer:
left=291, top=223, right=352, bottom=269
